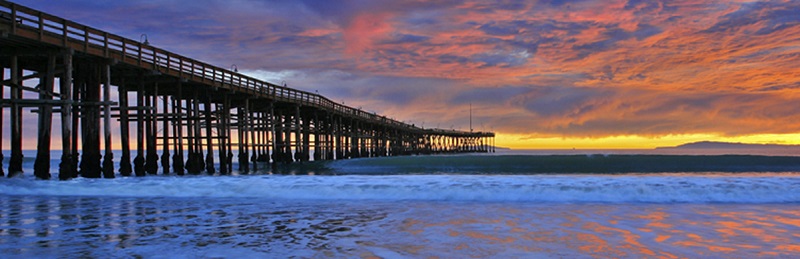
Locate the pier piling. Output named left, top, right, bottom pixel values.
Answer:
left=0, top=63, right=4, bottom=177
left=8, top=55, right=22, bottom=177
left=33, top=54, right=55, bottom=180
left=118, top=77, right=132, bottom=176
left=161, top=92, right=170, bottom=175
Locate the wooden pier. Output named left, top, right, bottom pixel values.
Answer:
left=0, top=1, right=494, bottom=179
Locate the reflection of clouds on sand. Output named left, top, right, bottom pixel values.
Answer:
left=0, top=196, right=393, bottom=257
left=1, top=189, right=799, bottom=257
left=375, top=203, right=800, bottom=258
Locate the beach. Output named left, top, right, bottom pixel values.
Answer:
left=1, top=150, right=799, bottom=258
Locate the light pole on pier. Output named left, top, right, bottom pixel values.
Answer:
left=140, top=34, right=149, bottom=45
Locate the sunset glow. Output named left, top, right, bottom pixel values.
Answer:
left=10, top=0, right=800, bottom=149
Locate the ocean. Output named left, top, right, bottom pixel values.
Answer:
left=1, top=149, right=800, bottom=258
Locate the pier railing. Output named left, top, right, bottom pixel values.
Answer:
left=0, top=0, right=492, bottom=138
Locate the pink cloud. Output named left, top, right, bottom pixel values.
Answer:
left=342, top=12, right=394, bottom=55
left=10, top=0, right=800, bottom=140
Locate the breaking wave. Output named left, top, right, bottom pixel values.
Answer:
left=2, top=173, right=799, bottom=203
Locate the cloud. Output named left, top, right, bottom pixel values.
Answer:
left=11, top=0, right=800, bottom=143
left=450, top=86, right=530, bottom=105
left=472, top=49, right=532, bottom=67
left=571, top=23, right=663, bottom=60
left=479, top=22, right=522, bottom=36
left=702, top=1, right=800, bottom=35
left=381, top=33, right=431, bottom=44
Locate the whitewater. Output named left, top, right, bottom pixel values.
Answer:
left=1, top=150, right=800, bottom=258
left=3, top=173, right=800, bottom=204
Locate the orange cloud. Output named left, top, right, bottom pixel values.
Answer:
left=19, top=0, right=800, bottom=147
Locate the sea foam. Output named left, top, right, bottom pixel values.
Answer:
left=2, top=173, right=799, bottom=203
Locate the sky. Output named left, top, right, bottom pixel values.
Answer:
left=8, top=0, right=800, bottom=149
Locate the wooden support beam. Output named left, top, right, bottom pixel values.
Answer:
left=118, top=76, right=132, bottom=176
left=270, top=104, right=278, bottom=170
left=257, top=112, right=265, bottom=162
left=249, top=104, right=257, bottom=171
left=327, top=115, right=334, bottom=160
left=294, top=105, right=302, bottom=162
left=172, top=80, right=184, bottom=175
left=274, top=110, right=283, bottom=164
left=79, top=62, right=101, bottom=178
left=344, top=120, right=351, bottom=159
left=256, top=112, right=265, bottom=163
left=225, top=94, right=233, bottom=174
left=0, top=68, right=64, bottom=87
left=238, top=99, right=249, bottom=173
left=237, top=106, right=246, bottom=173
left=191, top=89, right=203, bottom=174
left=0, top=62, right=4, bottom=177
left=264, top=112, right=271, bottom=162
left=144, top=84, right=158, bottom=175
left=303, top=115, right=311, bottom=162
left=313, top=113, right=321, bottom=161
left=33, top=53, right=56, bottom=179
left=8, top=55, right=23, bottom=177
left=204, top=91, right=214, bottom=175
left=133, top=77, right=145, bottom=176
left=185, top=90, right=196, bottom=174
left=261, top=111, right=269, bottom=163
left=335, top=116, right=343, bottom=160
left=283, top=111, right=292, bottom=163
left=161, top=93, right=170, bottom=175
left=350, top=121, right=359, bottom=158
left=102, top=63, right=114, bottom=178
left=217, top=97, right=227, bottom=175
left=361, top=125, right=369, bottom=157
left=70, top=59, right=80, bottom=179
left=0, top=82, right=60, bottom=99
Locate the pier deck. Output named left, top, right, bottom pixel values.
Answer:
left=0, top=1, right=494, bottom=179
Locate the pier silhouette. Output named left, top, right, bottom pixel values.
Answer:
left=0, top=1, right=494, bottom=180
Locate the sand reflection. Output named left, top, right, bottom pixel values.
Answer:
left=377, top=203, right=800, bottom=258
left=2, top=197, right=799, bottom=258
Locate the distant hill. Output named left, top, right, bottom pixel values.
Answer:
left=657, top=141, right=800, bottom=150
